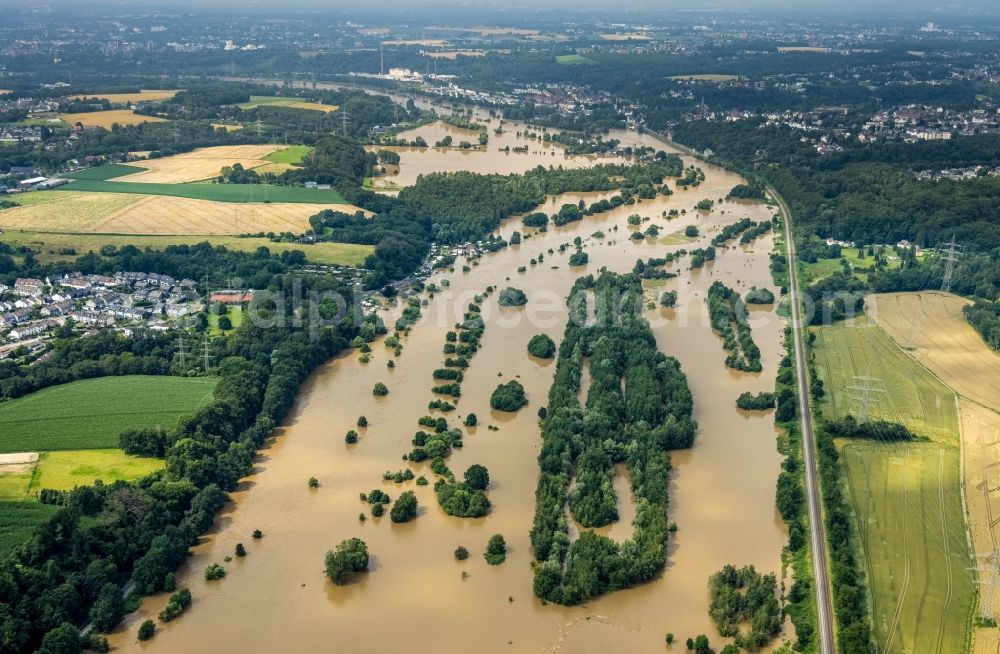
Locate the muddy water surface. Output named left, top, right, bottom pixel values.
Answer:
left=112, top=141, right=790, bottom=653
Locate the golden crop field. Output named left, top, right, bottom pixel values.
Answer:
left=0, top=191, right=144, bottom=231
left=0, top=191, right=334, bottom=235
left=870, top=292, right=1000, bottom=410
left=118, top=144, right=287, bottom=183
left=870, top=291, right=1000, bottom=653
left=97, top=195, right=330, bottom=234
left=283, top=101, right=339, bottom=113
left=212, top=123, right=244, bottom=132
left=68, top=89, right=180, bottom=103
left=58, top=109, right=167, bottom=128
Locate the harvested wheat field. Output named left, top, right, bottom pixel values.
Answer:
left=95, top=196, right=327, bottom=234
left=69, top=90, right=180, bottom=103
left=871, top=291, right=1000, bottom=653
left=0, top=191, right=335, bottom=235
left=58, top=109, right=167, bottom=128
left=212, top=123, right=244, bottom=132
left=283, top=102, right=338, bottom=113
left=114, top=145, right=286, bottom=183
left=961, top=399, right=1000, bottom=654
left=870, top=292, right=1000, bottom=410
left=0, top=192, right=144, bottom=231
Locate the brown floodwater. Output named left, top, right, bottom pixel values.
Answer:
left=111, top=132, right=791, bottom=653
left=368, top=119, right=625, bottom=188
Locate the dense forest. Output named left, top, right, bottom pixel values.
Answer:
left=530, top=271, right=695, bottom=605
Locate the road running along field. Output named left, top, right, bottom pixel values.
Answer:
left=870, top=291, right=1000, bottom=654
left=57, top=109, right=168, bottom=128
left=0, top=375, right=218, bottom=453
left=0, top=230, right=373, bottom=266
left=0, top=191, right=342, bottom=235
left=811, top=315, right=959, bottom=443
left=839, top=441, right=974, bottom=654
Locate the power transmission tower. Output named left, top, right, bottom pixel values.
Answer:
left=905, top=295, right=921, bottom=350
left=176, top=334, right=187, bottom=368
left=340, top=110, right=350, bottom=136
left=940, top=234, right=962, bottom=293
left=380, top=41, right=384, bottom=76
left=201, top=337, right=212, bottom=374
left=846, top=374, right=887, bottom=424
left=256, top=116, right=263, bottom=138
left=970, top=552, right=1000, bottom=623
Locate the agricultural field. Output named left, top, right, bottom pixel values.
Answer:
left=237, top=96, right=339, bottom=112
left=0, top=375, right=218, bottom=453
left=109, top=145, right=287, bottom=183
left=555, top=54, right=596, bottom=65
left=869, top=292, right=1000, bottom=411
left=0, top=191, right=336, bottom=234
left=839, top=441, right=973, bottom=654
left=57, top=109, right=167, bottom=128
left=65, top=163, right=147, bottom=180
left=265, top=145, right=312, bottom=165
left=30, top=450, right=164, bottom=493
left=811, top=315, right=959, bottom=443
left=0, top=230, right=372, bottom=266
left=0, top=502, right=58, bottom=558
left=66, top=178, right=344, bottom=204
left=870, top=291, right=1000, bottom=652
left=69, top=89, right=180, bottom=103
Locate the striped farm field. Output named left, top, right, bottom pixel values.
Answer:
left=237, top=96, right=339, bottom=112
left=0, top=376, right=218, bottom=453
left=58, top=109, right=167, bottom=128
left=811, top=315, right=959, bottom=443
left=0, top=230, right=373, bottom=266
left=69, top=89, right=180, bottom=103
left=839, top=441, right=973, bottom=654
left=110, top=145, right=287, bottom=183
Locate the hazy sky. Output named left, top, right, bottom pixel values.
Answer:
left=3, top=0, right=997, bottom=20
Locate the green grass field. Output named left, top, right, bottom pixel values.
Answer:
left=265, top=145, right=312, bottom=165
left=555, top=54, right=596, bottom=65
left=840, top=441, right=973, bottom=654
left=209, top=306, right=245, bottom=335
left=0, top=190, right=80, bottom=208
left=0, top=502, right=58, bottom=557
left=0, top=469, right=32, bottom=501
left=0, top=376, right=218, bottom=453
left=812, top=316, right=959, bottom=443
left=30, top=450, right=164, bottom=492
left=0, top=230, right=373, bottom=266
left=65, top=178, right=346, bottom=204
left=802, top=248, right=902, bottom=284
left=237, top=96, right=301, bottom=110
left=65, top=164, right=147, bottom=181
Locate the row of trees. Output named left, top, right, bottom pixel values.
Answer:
left=530, top=272, right=696, bottom=605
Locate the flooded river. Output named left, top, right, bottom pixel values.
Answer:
left=112, top=110, right=791, bottom=653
